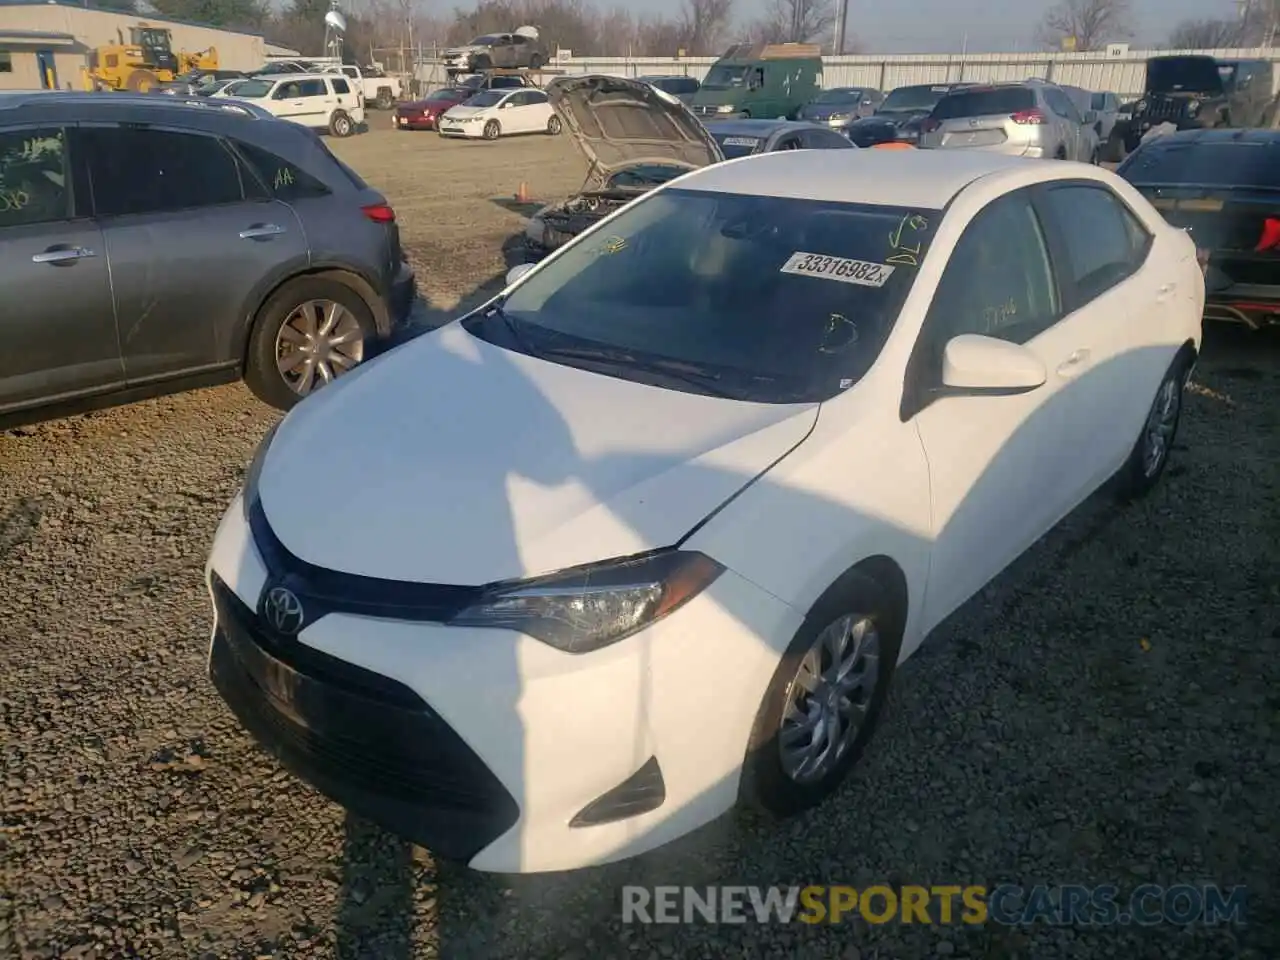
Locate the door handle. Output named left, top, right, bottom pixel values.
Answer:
left=240, top=223, right=285, bottom=240
left=1056, top=348, right=1091, bottom=377
left=32, top=246, right=96, bottom=264
left=1157, top=282, right=1177, bottom=301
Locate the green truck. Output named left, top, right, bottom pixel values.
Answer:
left=688, top=43, right=824, bottom=121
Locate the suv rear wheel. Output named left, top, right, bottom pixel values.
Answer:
left=244, top=277, right=375, bottom=410
left=329, top=110, right=355, bottom=137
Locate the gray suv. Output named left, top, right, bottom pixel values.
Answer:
left=0, top=92, right=415, bottom=428
left=918, top=81, right=1101, bottom=163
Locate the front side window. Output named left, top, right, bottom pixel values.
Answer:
left=79, top=127, right=244, bottom=217
left=464, top=188, right=939, bottom=403
left=1040, top=185, right=1148, bottom=303
left=228, top=79, right=271, bottom=98
left=0, top=127, right=69, bottom=227
left=922, top=191, right=1060, bottom=350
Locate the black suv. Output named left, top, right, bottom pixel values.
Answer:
left=1126, top=55, right=1279, bottom=150
left=0, top=92, right=415, bottom=428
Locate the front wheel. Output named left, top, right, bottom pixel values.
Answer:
left=1112, top=356, right=1191, bottom=501
left=329, top=109, right=355, bottom=137
left=546, top=115, right=561, bottom=135
left=740, top=571, right=902, bottom=818
left=243, top=277, right=375, bottom=411
left=483, top=119, right=501, bottom=140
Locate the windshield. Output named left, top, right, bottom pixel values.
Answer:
left=606, top=164, right=689, bottom=189
left=227, top=79, right=271, bottom=98
left=464, top=188, right=937, bottom=403
left=466, top=90, right=504, bottom=107
left=933, top=87, right=1035, bottom=119
left=1121, top=139, right=1280, bottom=190
left=429, top=87, right=470, bottom=102
left=196, top=79, right=229, bottom=95
left=703, top=64, right=747, bottom=89
left=1147, top=57, right=1223, bottom=94
left=815, top=88, right=861, bottom=104
left=711, top=132, right=764, bottom=159
left=880, top=84, right=953, bottom=112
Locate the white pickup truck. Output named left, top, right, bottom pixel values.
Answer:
left=258, top=58, right=401, bottom=109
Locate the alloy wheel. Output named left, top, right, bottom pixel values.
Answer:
left=274, top=299, right=366, bottom=397
left=778, top=613, right=881, bottom=784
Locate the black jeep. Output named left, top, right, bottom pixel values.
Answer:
left=1126, top=55, right=1278, bottom=150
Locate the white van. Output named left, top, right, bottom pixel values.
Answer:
left=215, top=73, right=366, bottom=136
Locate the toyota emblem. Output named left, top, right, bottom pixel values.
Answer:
left=262, top=586, right=305, bottom=635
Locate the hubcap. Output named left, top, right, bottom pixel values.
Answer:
left=779, top=614, right=881, bottom=784
left=275, top=299, right=365, bottom=397
left=1142, top=376, right=1180, bottom=477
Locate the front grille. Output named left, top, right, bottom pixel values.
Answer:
left=1143, top=96, right=1187, bottom=122
left=209, top=575, right=519, bottom=861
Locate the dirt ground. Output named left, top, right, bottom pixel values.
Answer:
left=2, top=129, right=1278, bottom=960
left=338, top=126, right=587, bottom=319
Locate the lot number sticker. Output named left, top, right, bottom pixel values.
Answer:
left=779, top=252, right=896, bottom=287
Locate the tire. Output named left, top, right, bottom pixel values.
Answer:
left=126, top=68, right=159, bottom=92
left=1112, top=354, right=1192, bottom=502
left=1055, top=146, right=1067, bottom=160
left=740, top=570, right=903, bottom=818
left=473, top=55, right=492, bottom=72
left=529, top=53, right=545, bottom=69
left=483, top=119, right=501, bottom=140
left=329, top=109, right=355, bottom=137
left=374, top=87, right=394, bottom=110
left=243, top=277, right=376, bottom=411
left=546, top=115, right=561, bottom=135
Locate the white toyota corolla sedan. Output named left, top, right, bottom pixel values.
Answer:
left=206, top=149, right=1203, bottom=874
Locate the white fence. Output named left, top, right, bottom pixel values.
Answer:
left=537, top=47, right=1280, bottom=98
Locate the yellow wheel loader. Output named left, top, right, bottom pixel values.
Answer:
left=85, top=25, right=218, bottom=93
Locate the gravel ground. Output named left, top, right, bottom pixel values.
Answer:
left=2, top=129, right=1279, bottom=960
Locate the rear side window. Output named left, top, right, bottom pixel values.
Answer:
left=0, top=127, right=70, bottom=227
left=235, top=140, right=329, bottom=200
left=79, top=126, right=244, bottom=216
left=331, top=77, right=351, bottom=95
left=933, top=88, right=1035, bottom=120
left=1121, top=140, right=1280, bottom=189
left=1040, top=185, right=1149, bottom=303
left=298, top=79, right=326, bottom=97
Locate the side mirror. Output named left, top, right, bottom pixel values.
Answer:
left=941, top=334, right=1046, bottom=393
left=501, top=101, right=512, bottom=109
left=1084, top=110, right=1098, bottom=124
left=506, top=262, right=534, bottom=285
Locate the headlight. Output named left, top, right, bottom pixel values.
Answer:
left=1135, top=100, right=1147, bottom=114
left=716, top=104, right=735, bottom=114
left=241, top=421, right=281, bottom=519
left=449, top=550, right=724, bottom=653
left=1186, top=99, right=1200, bottom=116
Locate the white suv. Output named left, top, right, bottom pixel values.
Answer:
left=216, top=73, right=365, bottom=137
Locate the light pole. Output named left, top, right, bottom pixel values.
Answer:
left=832, top=0, right=849, bottom=54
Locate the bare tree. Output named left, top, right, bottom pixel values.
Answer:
left=1167, top=17, right=1242, bottom=49
left=1238, top=0, right=1280, bottom=45
left=1035, top=0, right=1132, bottom=51
left=678, top=0, right=735, bottom=55
left=746, top=0, right=834, bottom=47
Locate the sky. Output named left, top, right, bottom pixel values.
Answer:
left=730, top=0, right=1244, bottom=53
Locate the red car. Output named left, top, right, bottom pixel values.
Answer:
left=395, top=87, right=473, bottom=130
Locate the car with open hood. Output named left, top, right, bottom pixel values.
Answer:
left=843, top=82, right=974, bottom=147
left=522, top=75, right=723, bottom=258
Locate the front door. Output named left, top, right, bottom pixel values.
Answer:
left=73, top=123, right=308, bottom=384
left=0, top=125, right=121, bottom=412
left=906, top=189, right=1084, bottom=634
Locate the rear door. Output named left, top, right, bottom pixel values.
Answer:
left=329, top=76, right=364, bottom=124
left=0, top=123, right=121, bottom=411
left=1043, top=87, right=1085, bottom=160
left=923, top=86, right=1037, bottom=153
left=74, top=123, right=309, bottom=384
left=1033, top=181, right=1171, bottom=484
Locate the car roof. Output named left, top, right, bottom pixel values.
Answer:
left=257, top=73, right=343, bottom=82
left=704, top=118, right=824, bottom=136
left=677, top=148, right=1070, bottom=208
left=0, top=90, right=272, bottom=121
left=1136, top=127, right=1280, bottom=148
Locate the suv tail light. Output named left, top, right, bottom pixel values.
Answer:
left=920, top=117, right=940, bottom=133
left=362, top=203, right=396, bottom=223
left=1010, top=109, right=1047, bottom=125
left=1196, top=247, right=1210, bottom=274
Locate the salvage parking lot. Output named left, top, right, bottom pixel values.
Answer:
left=2, top=128, right=1279, bottom=960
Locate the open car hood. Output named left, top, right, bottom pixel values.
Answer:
left=546, top=74, right=724, bottom=183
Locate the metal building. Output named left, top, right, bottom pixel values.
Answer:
left=0, top=0, right=266, bottom=90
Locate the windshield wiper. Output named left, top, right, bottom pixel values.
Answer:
left=482, top=298, right=547, bottom=360
left=535, top=344, right=744, bottom=399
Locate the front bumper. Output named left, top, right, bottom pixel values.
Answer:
left=438, top=124, right=481, bottom=138
left=395, top=115, right=436, bottom=130
left=205, top=496, right=801, bottom=873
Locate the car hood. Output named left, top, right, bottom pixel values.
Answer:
left=799, top=103, right=857, bottom=119
left=442, top=105, right=487, bottom=118
left=257, top=322, right=818, bottom=585
left=848, top=110, right=925, bottom=130
left=444, top=45, right=486, bottom=56
left=546, top=74, right=724, bottom=182
left=400, top=97, right=456, bottom=111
